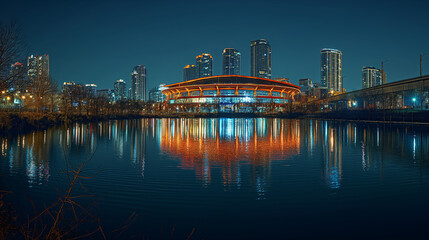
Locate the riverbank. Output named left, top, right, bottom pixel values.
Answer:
left=0, top=112, right=144, bottom=135
left=305, top=110, right=429, bottom=125
left=2, top=110, right=428, bottom=135
left=140, top=112, right=305, bottom=119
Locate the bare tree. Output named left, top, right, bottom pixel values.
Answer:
left=28, top=73, right=58, bottom=113
left=0, top=22, right=26, bottom=94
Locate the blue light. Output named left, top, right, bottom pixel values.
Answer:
left=412, top=98, right=416, bottom=102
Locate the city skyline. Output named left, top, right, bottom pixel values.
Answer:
left=1, top=0, right=428, bottom=92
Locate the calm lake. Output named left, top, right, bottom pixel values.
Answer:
left=1, top=118, right=429, bottom=239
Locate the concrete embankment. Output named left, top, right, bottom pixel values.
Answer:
left=305, top=110, right=429, bottom=125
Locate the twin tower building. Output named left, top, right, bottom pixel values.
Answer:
left=183, top=39, right=272, bottom=82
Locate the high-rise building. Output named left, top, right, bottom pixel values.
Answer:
left=196, top=53, right=213, bottom=78
left=183, top=65, right=197, bottom=81
left=222, top=48, right=241, bottom=75
left=62, top=81, right=76, bottom=93
left=149, top=84, right=167, bottom=103
left=9, top=62, right=25, bottom=91
left=299, top=78, right=313, bottom=95
left=97, top=89, right=114, bottom=102
left=114, top=79, right=126, bottom=101
left=320, top=48, right=342, bottom=92
left=250, top=39, right=271, bottom=79
left=27, top=54, right=49, bottom=82
left=362, top=66, right=382, bottom=88
left=84, top=84, right=97, bottom=97
left=131, top=65, right=147, bottom=101
left=11, top=62, right=24, bottom=76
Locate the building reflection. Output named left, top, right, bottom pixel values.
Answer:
left=159, top=118, right=301, bottom=196
left=1, top=118, right=428, bottom=191
left=320, top=122, right=343, bottom=189
left=1, top=130, right=53, bottom=186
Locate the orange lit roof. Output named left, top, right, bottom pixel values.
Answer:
left=164, top=75, right=300, bottom=90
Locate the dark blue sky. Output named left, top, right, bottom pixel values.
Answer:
left=1, top=0, right=428, bottom=91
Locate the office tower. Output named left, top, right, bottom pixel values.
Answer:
left=222, top=48, right=241, bottom=75
left=196, top=53, right=213, bottom=78
left=320, top=48, right=342, bottom=92
left=96, top=89, right=114, bottom=102
left=11, top=62, right=24, bottom=76
left=183, top=65, right=197, bottom=81
left=84, top=84, right=97, bottom=97
left=27, top=54, right=49, bottom=81
left=250, top=39, right=271, bottom=79
left=299, top=78, right=313, bottom=95
left=362, top=66, right=382, bottom=88
left=10, top=62, right=25, bottom=90
left=149, top=84, right=167, bottom=102
left=62, top=82, right=76, bottom=93
left=131, top=65, right=147, bottom=101
left=114, top=79, right=126, bottom=101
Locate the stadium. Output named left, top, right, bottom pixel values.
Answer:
left=161, top=75, right=301, bottom=113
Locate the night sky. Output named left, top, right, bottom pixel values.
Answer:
left=1, top=0, right=428, bottom=91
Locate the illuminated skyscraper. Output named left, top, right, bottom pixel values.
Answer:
left=27, top=54, right=49, bottom=82
left=183, top=64, right=197, bottom=81
left=320, top=48, right=342, bottom=92
left=196, top=53, right=213, bottom=78
left=222, top=48, right=241, bottom=75
left=362, top=66, right=382, bottom=88
left=84, top=84, right=97, bottom=97
left=131, top=65, right=147, bottom=101
left=149, top=84, right=167, bottom=103
left=114, top=79, right=126, bottom=101
left=250, top=39, right=271, bottom=79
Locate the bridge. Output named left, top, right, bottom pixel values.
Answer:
left=322, top=75, right=429, bottom=111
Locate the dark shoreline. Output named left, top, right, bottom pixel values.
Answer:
left=1, top=110, right=428, bottom=135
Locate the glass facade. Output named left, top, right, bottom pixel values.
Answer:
left=148, top=84, right=167, bottom=103
left=27, top=54, right=49, bottom=82
left=196, top=53, right=213, bottom=78
left=320, top=48, right=342, bottom=92
left=222, top=48, right=241, bottom=75
left=183, top=64, right=197, bottom=81
left=131, top=65, right=147, bottom=101
left=362, top=66, right=382, bottom=88
left=250, top=39, right=271, bottom=79
left=114, top=79, right=126, bottom=101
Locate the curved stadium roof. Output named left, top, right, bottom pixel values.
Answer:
left=162, top=75, right=301, bottom=103
left=164, top=75, right=300, bottom=89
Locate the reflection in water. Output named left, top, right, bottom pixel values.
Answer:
left=1, top=118, right=429, bottom=194
left=1, top=131, right=53, bottom=186
left=158, top=118, right=301, bottom=198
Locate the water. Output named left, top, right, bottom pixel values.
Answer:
left=1, top=118, right=429, bottom=239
